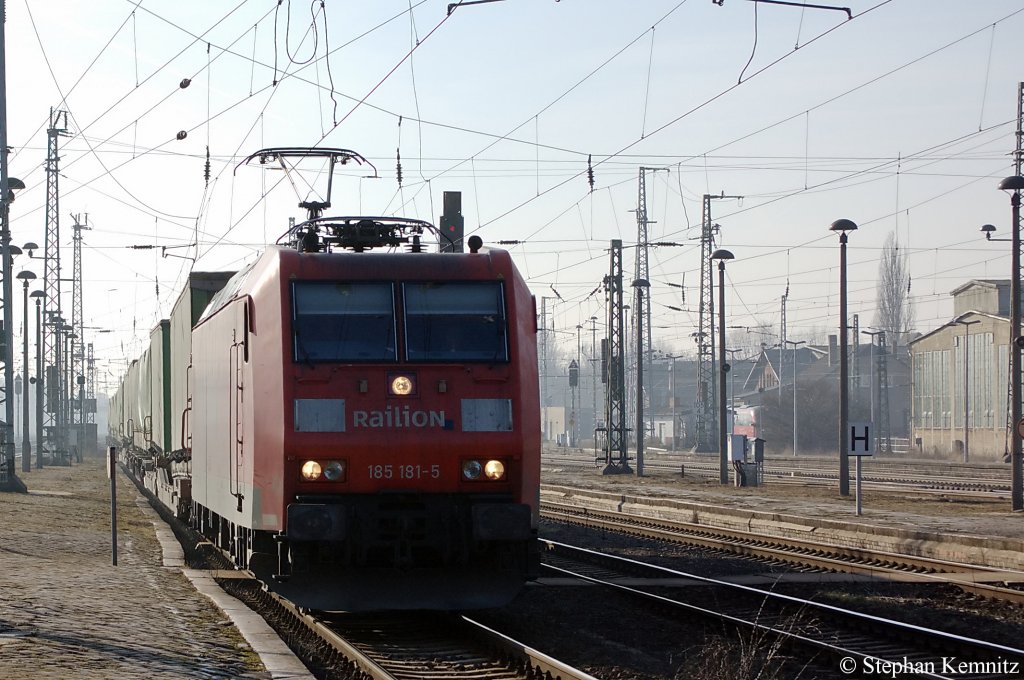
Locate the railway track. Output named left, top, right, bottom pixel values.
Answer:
left=540, top=540, right=1024, bottom=680
left=543, top=450, right=1014, bottom=496
left=127, top=463, right=594, bottom=680
left=253, top=586, right=598, bottom=680
left=540, top=499, right=1024, bottom=605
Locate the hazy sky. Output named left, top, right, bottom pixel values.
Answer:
left=4, top=0, right=1024, bottom=386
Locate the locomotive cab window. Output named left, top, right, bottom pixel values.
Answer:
left=292, top=282, right=397, bottom=362
left=403, top=281, right=509, bottom=363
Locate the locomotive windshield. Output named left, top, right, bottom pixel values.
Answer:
left=403, top=281, right=509, bottom=363
left=292, top=282, right=397, bottom=362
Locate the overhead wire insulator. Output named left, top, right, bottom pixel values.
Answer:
left=204, top=145, right=211, bottom=185
left=587, top=154, right=595, bottom=192
left=396, top=148, right=403, bottom=187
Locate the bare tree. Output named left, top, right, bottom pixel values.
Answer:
left=875, top=231, right=914, bottom=350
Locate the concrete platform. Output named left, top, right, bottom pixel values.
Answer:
left=0, top=459, right=313, bottom=679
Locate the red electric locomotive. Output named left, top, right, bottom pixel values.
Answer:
left=111, top=148, right=541, bottom=610
left=182, top=148, right=540, bottom=610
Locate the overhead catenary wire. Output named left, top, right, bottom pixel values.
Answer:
left=12, top=1, right=1024, bottom=360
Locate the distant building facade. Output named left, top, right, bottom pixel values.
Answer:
left=909, top=280, right=1012, bottom=461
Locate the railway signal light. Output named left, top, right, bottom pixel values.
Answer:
left=440, top=191, right=464, bottom=253
left=440, top=213, right=464, bottom=252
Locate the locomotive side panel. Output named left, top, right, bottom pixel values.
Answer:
left=192, top=299, right=249, bottom=523
left=191, top=258, right=279, bottom=530
left=245, top=256, right=287, bottom=530
left=506, top=260, right=541, bottom=525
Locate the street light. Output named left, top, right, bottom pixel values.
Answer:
left=786, top=340, right=802, bottom=456
left=998, top=175, right=1024, bottom=511
left=711, top=248, right=735, bottom=485
left=16, top=270, right=35, bottom=473
left=30, top=290, right=44, bottom=469
left=830, top=218, right=858, bottom=497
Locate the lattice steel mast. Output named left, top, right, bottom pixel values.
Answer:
left=43, top=109, right=69, bottom=463
left=693, top=192, right=740, bottom=451
left=633, top=167, right=664, bottom=450
left=71, top=214, right=89, bottom=458
left=603, top=239, right=630, bottom=474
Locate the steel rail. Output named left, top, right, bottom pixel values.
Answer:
left=541, top=500, right=1024, bottom=605
left=542, top=540, right=1024, bottom=680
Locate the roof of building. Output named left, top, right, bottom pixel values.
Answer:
left=949, top=278, right=1009, bottom=296
left=908, top=310, right=1006, bottom=347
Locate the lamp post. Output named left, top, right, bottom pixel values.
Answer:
left=831, top=219, right=857, bottom=497
left=30, top=290, right=43, bottom=468
left=784, top=339, right=805, bottom=456
left=16, top=270, right=35, bottom=472
left=711, top=249, right=734, bottom=484
left=998, top=175, right=1024, bottom=511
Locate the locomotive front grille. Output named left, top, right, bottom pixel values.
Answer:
left=287, top=494, right=526, bottom=570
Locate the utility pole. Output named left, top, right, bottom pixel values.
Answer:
left=43, top=108, right=69, bottom=464
left=1012, top=82, right=1024, bottom=511
left=694, top=192, right=741, bottom=452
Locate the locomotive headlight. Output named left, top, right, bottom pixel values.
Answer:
left=300, top=460, right=322, bottom=481
left=483, top=459, right=506, bottom=481
left=390, top=374, right=415, bottom=396
left=461, top=460, right=483, bottom=480
left=323, top=460, right=346, bottom=481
